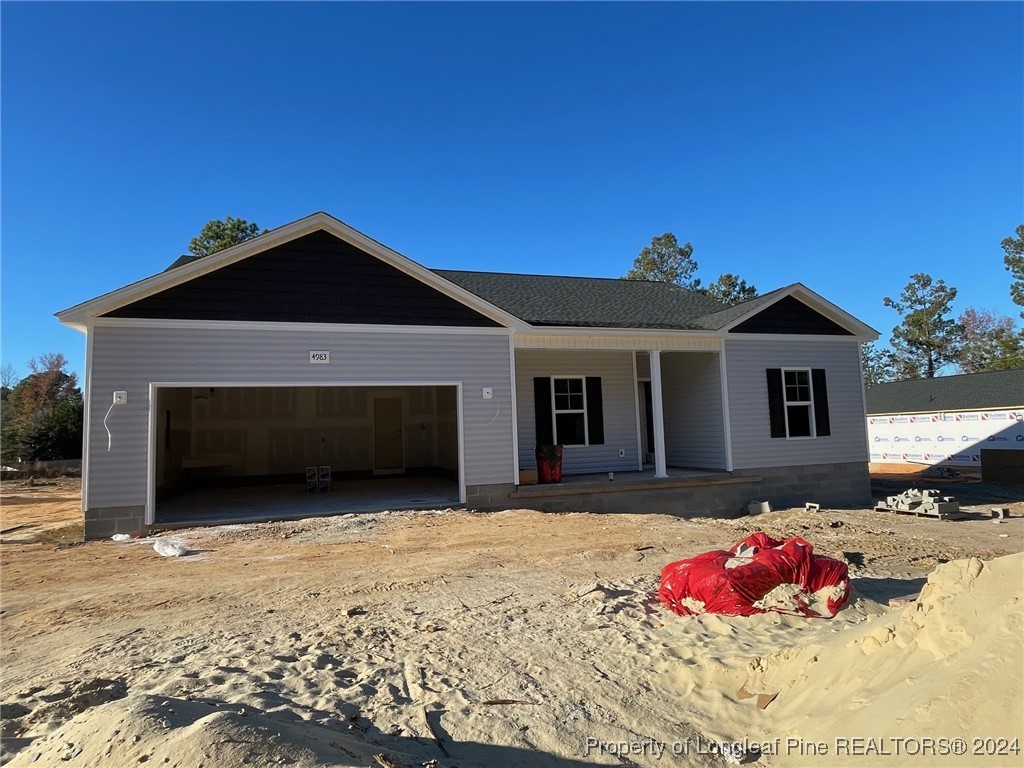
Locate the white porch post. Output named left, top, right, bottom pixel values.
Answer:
left=649, top=349, right=668, bottom=478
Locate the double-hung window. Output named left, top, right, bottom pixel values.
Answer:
left=553, top=377, right=587, bottom=445
left=766, top=368, right=831, bottom=439
left=532, top=376, right=605, bottom=447
left=783, top=369, right=813, bottom=437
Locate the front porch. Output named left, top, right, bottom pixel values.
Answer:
left=514, top=346, right=730, bottom=480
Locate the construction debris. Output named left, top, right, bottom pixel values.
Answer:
left=991, top=507, right=1010, bottom=519
left=874, top=489, right=965, bottom=520
left=922, top=465, right=960, bottom=479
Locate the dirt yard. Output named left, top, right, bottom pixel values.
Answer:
left=1, top=474, right=1022, bottom=767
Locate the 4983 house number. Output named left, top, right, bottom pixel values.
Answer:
left=309, top=351, right=330, bottom=364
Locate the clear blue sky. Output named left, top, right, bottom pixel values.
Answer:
left=2, top=1, right=1021, bottom=383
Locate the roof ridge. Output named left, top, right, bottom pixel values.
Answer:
left=435, top=268, right=676, bottom=285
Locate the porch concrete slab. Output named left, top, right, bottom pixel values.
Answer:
left=155, top=476, right=460, bottom=528
left=510, top=468, right=760, bottom=500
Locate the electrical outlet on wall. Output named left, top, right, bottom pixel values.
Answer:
left=113, top=391, right=127, bottom=405
left=618, top=448, right=625, bottom=457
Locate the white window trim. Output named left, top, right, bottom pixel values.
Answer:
left=551, top=376, right=589, bottom=447
left=782, top=367, right=816, bottom=440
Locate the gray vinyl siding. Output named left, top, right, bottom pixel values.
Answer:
left=725, top=338, right=868, bottom=470
left=515, top=349, right=638, bottom=475
left=661, top=351, right=727, bottom=470
left=86, top=324, right=514, bottom=508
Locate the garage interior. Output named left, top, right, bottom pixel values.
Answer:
left=153, top=385, right=460, bottom=524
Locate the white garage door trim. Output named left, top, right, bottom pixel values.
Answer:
left=146, top=380, right=465, bottom=525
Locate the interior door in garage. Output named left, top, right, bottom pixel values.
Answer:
left=373, top=396, right=404, bottom=474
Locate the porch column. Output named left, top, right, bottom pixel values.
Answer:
left=649, top=350, right=668, bottom=478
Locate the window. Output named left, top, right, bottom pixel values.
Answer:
left=553, top=377, right=587, bottom=445
left=766, top=368, right=831, bottom=439
left=533, top=376, right=605, bottom=447
left=783, top=369, right=813, bottom=437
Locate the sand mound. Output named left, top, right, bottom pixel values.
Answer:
left=741, top=552, right=1024, bottom=766
left=3, top=693, right=417, bottom=768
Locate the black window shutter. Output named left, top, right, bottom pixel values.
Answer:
left=585, top=376, right=604, bottom=445
left=766, top=368, right=786, bottom=438
left=812, top=368, right=830, bottom=437
left=533, top=377, right=554, bottom=445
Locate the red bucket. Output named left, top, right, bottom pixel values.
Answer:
left=535, top=445, right=563, bottom=484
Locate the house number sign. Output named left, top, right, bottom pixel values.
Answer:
left=309, top=351, right=330, bottom=364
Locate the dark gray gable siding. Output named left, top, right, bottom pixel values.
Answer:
left=729, top=295, right=853, bottom=335
left=105, top=230, right=501, bottom=327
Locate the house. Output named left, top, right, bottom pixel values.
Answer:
left=57, top=212, right=879, bottom=539
left=866, top=369, right=1024, bottom=476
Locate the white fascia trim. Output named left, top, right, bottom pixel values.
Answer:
left=513, top=328, right=722, bottom=351
left=91, top=316, right=512, bottom=336
left=56, top=212, right=527, bottom=331
left=716, top=283, right=880, bottom=339
left=722, top=332, right=875, bottom=343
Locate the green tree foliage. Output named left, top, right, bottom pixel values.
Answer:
left=956, top=307, right=1024, bottom=373
left=861, top=342, right=898, bottom=387
left=188, top=216, right=265, bottom=258
left=703, top=273, right=758, bottom=304
left=1002, top=224, right=1024, bottom=318
left=623, top=233, right=700, bottom=289
left=883, top=273, right=962, bottom=379
left=1, top=353, right=83, bottom=463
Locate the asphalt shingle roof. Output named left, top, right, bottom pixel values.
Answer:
left=865, top=369, right=1024, bottom=414
left=434, top=270, right=730, bottom=329
left=690, top=286, right=790, bottom=330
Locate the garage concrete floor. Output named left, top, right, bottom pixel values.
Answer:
left=155, top=476, right=460, bottom=527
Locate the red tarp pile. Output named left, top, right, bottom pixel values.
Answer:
left=659, top=532, right=851, bottom=618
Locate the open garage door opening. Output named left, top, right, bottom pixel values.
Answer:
left=151, top=385, right=461, bottom=525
